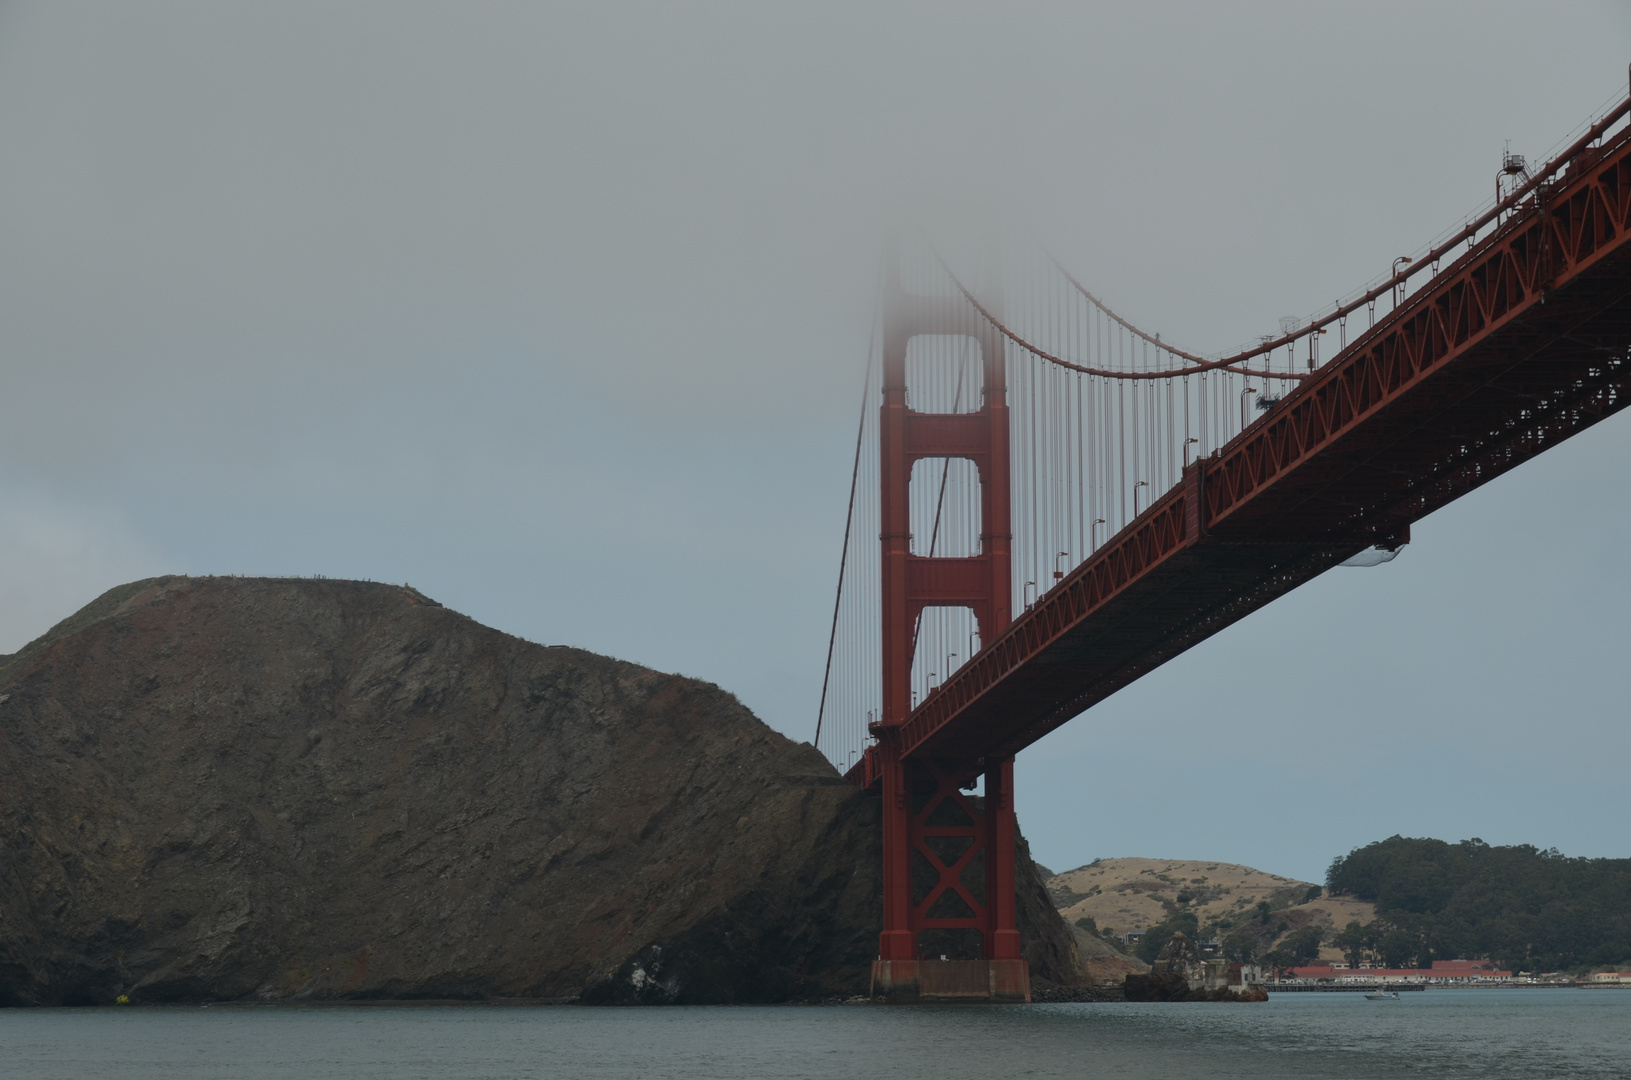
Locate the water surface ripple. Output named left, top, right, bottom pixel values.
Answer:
left=2, top=989, right=1626, bottom=1079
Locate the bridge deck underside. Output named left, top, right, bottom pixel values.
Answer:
left=882, top=154, right=1631, bottom=772
left=920, top=539, right=1350, bottom=762
left=1216, top=263, right=1631, bottom=547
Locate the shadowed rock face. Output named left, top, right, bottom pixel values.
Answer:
left=0, top=577, right=1081, bottom=1005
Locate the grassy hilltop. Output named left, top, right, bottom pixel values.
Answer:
left=1047, top=858, right=1375, bottom=967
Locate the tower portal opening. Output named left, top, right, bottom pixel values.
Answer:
left=910, top=457, right=982, bottom=558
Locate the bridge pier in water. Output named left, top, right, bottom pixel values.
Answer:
left=871, top=752, right=1028, bottom=1002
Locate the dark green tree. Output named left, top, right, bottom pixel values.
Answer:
left=1333, top=920, right=1369, bottom=969
left=1280, top=925, right=1325, bottom=965
left=1222, top=931, right=1258, bottom=963
left=1378, top=928, right=1420, bottom=969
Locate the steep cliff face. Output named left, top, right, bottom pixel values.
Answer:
left=0, top=577, right=1081, bottom=1004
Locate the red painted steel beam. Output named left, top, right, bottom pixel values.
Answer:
left=905, top=557, right=993, bottom=605
left=883, top=112, right=1631, bottom=770
left=905, top=412, right=991, bottom=461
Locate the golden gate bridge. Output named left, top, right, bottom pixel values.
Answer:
left=815, top=84, right=1631, bottom=1003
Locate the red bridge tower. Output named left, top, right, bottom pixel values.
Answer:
left=868, top=255, right=1029, bottom=1002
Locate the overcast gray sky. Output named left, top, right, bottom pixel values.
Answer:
left=2, top=2, right=1628, bottom=882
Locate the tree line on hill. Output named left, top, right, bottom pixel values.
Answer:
left=1322, top=835, right=1631, bottom=973
left=1079, top=903, right=1327, bottom=969
left=1132, top=886, right=1319, bottom=968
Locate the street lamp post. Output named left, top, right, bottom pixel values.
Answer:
left=1392, top=255, right=1414, bottom=307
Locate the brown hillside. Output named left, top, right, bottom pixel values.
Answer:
left=1049, top=857, right=1316, bottom=935
left=1047, top=857, right=1374, bottom=961
left=0, top=577, right=1081, bottom=1005
left=1068, top=925, right=1149, bottom=983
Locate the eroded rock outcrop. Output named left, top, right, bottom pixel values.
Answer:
left=0, top=577, right=1081, bottom=1004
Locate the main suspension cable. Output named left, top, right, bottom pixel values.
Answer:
left=936, top=95, right=1631, bottom=389
left=1042, top=250, right=1272, bottom=380
left=938, top=256, right=1304, bottom=382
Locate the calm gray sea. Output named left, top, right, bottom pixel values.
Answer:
left=2, top=989, right=1627, bottom=1079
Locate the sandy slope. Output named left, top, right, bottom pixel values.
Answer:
left=1047, top=857, right=1376, bottom=959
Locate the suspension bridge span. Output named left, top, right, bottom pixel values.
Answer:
left=815, top=87, right=1631, bottom=1003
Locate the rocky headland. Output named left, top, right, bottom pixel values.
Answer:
left=0, top=577, right=1083, bottom=1005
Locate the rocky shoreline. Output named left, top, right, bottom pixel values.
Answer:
left=0, top=577, right=1087, bottom=1006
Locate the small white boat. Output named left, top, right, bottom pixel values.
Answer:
left=1364, top=989, right=1400, bottom=1000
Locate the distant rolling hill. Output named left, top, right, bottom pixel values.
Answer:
left=1046, top=857, right=1375, bottom=964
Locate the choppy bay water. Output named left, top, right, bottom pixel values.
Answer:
left=2, top=989, right=1626, bottom=1079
